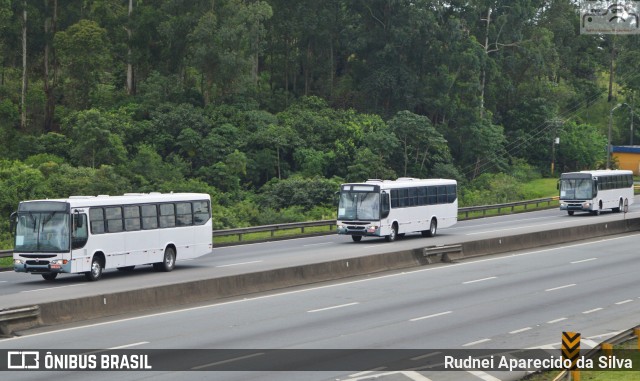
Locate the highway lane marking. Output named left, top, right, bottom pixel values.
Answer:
left=467, top=370, right=501, bottom=381
left=109, top=341, right=149, bottom=349
left=402, top=371, right=434, bottom=381
left=191, top=352, right=264, bottom=370
left=545, top=284, right=576, bottom=292
left=462, top=338, right=491, bottom=347
left=570, top=258, right=597, bottom=264
left=616, top=299, right=633, bottom=305
left=463, top=276, right=497, bottom=284
left=411, top=352, right=441, bottom=361
left=308, top=302, right=359, bottom=313
left=348, top=367, right=388, bottom=377
left=21, top=284, right=82, bottom=293
left=216, top=260, right=263, bottom=268
left=303, top=242, right=332, bottom=247
left=582, top=307, right=603, bottom=314
left=509, top=327, right=532, bottom=334
left=5, top=233, right=640, bottom=343
left=547, top=317, right=567, bottom=324
left=410, top=311, right=452, bottom=322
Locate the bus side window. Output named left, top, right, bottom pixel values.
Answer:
left=381, top=192, right=390, bottom=218
left=72, top=214, right=89, bottom=249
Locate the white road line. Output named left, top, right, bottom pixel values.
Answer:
left=21, top=284, right=82, bottom=293
left=463, top=276, right=497, bottom=284
left=109, top=341, right=149, bottom=349
left=216, top=260, right=263, bottom=268
left=0, top=281, right=7, bottom=283
left=582, top=308, right=603, bottom=314
left=616, top=299, right=633, bottom=305
left=570, top=258, right=597, bottom=264
left=307, top=302, right=359, bottom=313
left=467, top=370, right=502, bottom=381
left=411, top=352, right=441, bottom=361
left=303, top=242, right=333, bottom=247
left=581, top=339, right=599, bottom=348
left=410, top=311, right=452, bottom=322
left=348, top=367, right=388, bottom=377
left=191, top=352, right=264, bottom=370
left=509, top=327, right=532, bottom=334
left=547, top=317, right=567, bottom=324
left=463, top=338, right=491, bottom=347
left=545, top=284, right=576, bottom=292
left=403, top=371, right=434, bottom=381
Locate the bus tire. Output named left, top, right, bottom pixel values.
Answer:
left=385, top=224, right=398, bottom=242
left=351, top=236, right=362, bottom=242
left=154, top=247, right=176, bottom=272
left=567, top=211, right=574, bottom=216
left=85, top=255, right=104, bottom=281
left=42, top=273, right=58, bottom=281
left=613, top=199, right=623, bottom=213
left=423, top=218, right=437, bottom=237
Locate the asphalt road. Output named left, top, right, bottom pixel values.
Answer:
left=1, top=228, right=639, bottom=381
left=1, top=197, right=639, bottom=310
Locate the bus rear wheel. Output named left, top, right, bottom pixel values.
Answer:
left=154, top=247, right=176, bottom=272
left=351, top=236, right=362, bottom=242
left=422, top=218, right=437, bottom=237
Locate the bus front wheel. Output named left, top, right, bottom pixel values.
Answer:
left=85, top=256, right=104, bottom=281
left=154, top=247, right=176, bottom=272
left=385, top=224, right=398, bottom=242
left=351, top=236, right=362, bottom=242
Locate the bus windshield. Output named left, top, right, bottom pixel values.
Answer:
left=559, top=178, right=595, bottom=200
left=14, top=211, right=70, bottom=253
left=338, top=191, right=380, bottom=221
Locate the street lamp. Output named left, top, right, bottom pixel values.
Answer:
left=607, top=103, right=633, bottom=169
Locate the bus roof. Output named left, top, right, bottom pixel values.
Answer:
left=18, top=193, right=211, bottom=209
left=561, top=169, right=633, bottom=178
left=342, top=178, right=457, bottom=190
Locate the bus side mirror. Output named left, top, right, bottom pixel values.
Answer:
left=9, top=212, right=17, bottom=236
left=73, top=212, right=84, bottom=228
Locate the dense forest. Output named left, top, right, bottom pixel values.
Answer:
left=0, top=0, right=638, bottom=241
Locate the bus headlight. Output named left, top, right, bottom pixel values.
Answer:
left=367, top=225, right=379, bottom=233
left=582, top=202, right=591, bottom=208
left=51, top=259, right=68, bottom=265
left=14, top=259, right=23, bottom=265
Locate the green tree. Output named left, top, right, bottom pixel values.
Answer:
left=54, top=19, right=112, bottom=109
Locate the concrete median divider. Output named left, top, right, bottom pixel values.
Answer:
left=3, top=216, right=640, bottom=335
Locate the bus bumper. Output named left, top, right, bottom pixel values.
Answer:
left=337, top=224, right=381, bottom=237
left=13, top=260, right=72, bottom=274
left=560, top=201, right=592, bottom=211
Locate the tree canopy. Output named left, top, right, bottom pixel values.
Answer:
left=0, top=0, right=634, bottom=235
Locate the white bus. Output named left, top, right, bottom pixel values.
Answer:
left=336, top=178, right=458, bottom=242
left=559, top=170, right=634, bottom=215
left=11, top=193, right=213, bottom=281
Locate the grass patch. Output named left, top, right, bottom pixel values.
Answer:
left=0, top=256, right=11, bottom=269
left=526, top=178, right=559, bottom=198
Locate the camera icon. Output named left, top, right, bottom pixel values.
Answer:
left=7, top=351, right=40, bottom=369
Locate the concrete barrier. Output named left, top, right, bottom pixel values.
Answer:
left=4, top=216, right=640, bottom=334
